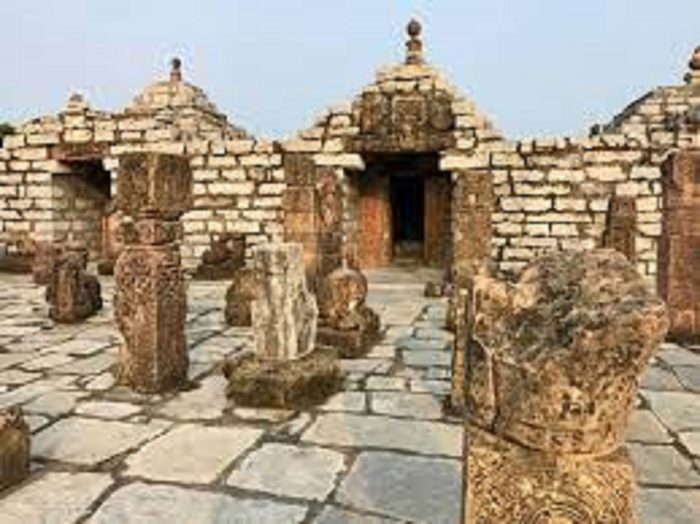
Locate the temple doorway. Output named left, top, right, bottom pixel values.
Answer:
left=352, top=153, right=450, bottom=269
left=52, top=159, right=111, bottom=260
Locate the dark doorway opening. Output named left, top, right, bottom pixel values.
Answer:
left=53, top=160, right=111, bottom=260
left=390, top=175, right=424, bottom=260
left=351, top=153, right=451, bottom=268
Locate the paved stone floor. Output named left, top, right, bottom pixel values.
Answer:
left=0, top=267, right=698, bottom=523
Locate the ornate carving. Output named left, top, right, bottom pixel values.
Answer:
left=114, top=153, right=192, bottom=393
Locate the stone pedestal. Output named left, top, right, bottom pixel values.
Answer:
left=0, top=408, right=30, bottom=492
left=251, top=243, right=318, bottom=361
left=224, top=268, right=259, bottom=327
left=464, top=427, right=636, bottom=523
left=194, top=233, right=246, bottom=280
left=114, top=153, right=192, bottom=394
left=46, top=245, right=102, bottom=323
left=317, top=267, right=380, bottom=357
left=461, top=250, right=669, bottom=524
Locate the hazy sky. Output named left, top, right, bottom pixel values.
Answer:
left=1, top=1, right=698, bottom=139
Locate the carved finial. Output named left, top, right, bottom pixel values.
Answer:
left=685, top=47, right=700, bottom=85
left=170, top=57, right=183, bottom=82
left=406, top=19, right=425, bottom=65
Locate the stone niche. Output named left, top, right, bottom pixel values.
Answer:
left=224, top=242, right=343, bottom=408
left=316, top=267, right=381, bottom=357
left=114, top=153, right=192, bottom=394
left=462, top=249, right=668, bottom=524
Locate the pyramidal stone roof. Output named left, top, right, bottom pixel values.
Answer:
left=127, top=58, right=249, bottom=139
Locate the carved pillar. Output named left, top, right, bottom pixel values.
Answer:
left=462, top=250, right=669, bottom=523
left=658, top=151, right=700, bottom=339
left=604, top=195, right=637, bottom=260
left=449, top=171, right=493, bottom=413
left=114, top=153, right=192, bottom=393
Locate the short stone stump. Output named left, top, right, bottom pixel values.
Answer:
left=0, top=407, right=30, bottom=492
left=317, top=308, right=381, bottom=358
left=223, top=349, right=344, bottom=409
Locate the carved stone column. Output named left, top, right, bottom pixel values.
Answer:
left=462, top=250, right=668, bottom=524
left=114, top=153, right=192, bottom=393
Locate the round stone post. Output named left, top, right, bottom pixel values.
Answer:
left=114, top=153, right=193, bottom=393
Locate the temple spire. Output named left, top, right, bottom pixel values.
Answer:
left=405, top=19, right=425, bottom=65
left=170, top=57, right=183, bottom=82
left=685, top=47, right=700, bottom=85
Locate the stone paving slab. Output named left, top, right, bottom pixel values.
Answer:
left=227, top=443, right=346, bottom=501
left=0, top=472, right=113, bottom=524
left=125, top=424, right=262, bottom=484
left=0, top=272, right=699, bottom=523
left=90, top=482, right=308, bottom=524
left=335, top=451, right=461, bottom=523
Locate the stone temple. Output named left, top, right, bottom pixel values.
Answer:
left=1, top=24, right=700, bottom=318
left=0, top=20, right=700, bottom=524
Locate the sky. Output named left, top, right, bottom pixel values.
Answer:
left=0, top=1, right=698, bottom=140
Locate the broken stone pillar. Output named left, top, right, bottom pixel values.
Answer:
left=194, top=233, right=246, bottom=280
left=658, top=151, right=700, bottom=339
left=114, top=153, right=192, bottom=394
left=224, top=242, right=342, bottom=408
left=462, top=250, right=668, bottom=523
left=252, top=243, right=318, bottom=360
left=98, top=201, right=123, bottom=275
left=317, top=267, right=381, bottom=357
left=0, top=407, right=30, bottom=492
left=32, top=241, right=63, bottom=285
left=224, top=267, right=259, bottom=327
left=604, top=195, right=637, bottom=261
left=46, top=243, right=102, bottom=323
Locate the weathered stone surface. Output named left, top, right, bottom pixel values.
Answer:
left=637, top=488, right=700, bottom=524
left=643, top=390, right=700, bottom=432
left=371, top=392, right=442, bottom=420
left=194, top=233, right=246, bottom=280
left=0, top=407, right=30, bottom=491
left=302, top=413, right=461, bottom=456
left=317, top=268, right=381, bottom=357
left=252, top=243, right=318, bottom=360
left=125, top=424, right=262, bottom=483
left=336, top=451, right=461, bottom=523
left=46, top=246, right=102, bottom=323
left=97, top=201, right=123, bottom=275
left=315, top=506, right=400, bottom=524
left=224, top=267, right=259, bottom=326
left=604, top=195, right=637, bottom=260
left=462, top=250, right=668, bottom=523
left=464, top=426, right=637, bottom=523
left=33, top=416, right=167, bottom=465
left=114, top=152, right=192, bottom=393
left=227, top=443, right=345, bottom=500
left=0, top=472, right=112, bottom=524
left=90, top=482, right=308, bottom=524
left=156, top=374, right=227, bottom=420
left=223, top=349, right=343, bottom=408
left=467, top=249, right=668, bottom=455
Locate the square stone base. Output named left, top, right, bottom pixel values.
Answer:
left=464, top=426, right=637, bottom=523
left=223, top=349, right=344, bottom=409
